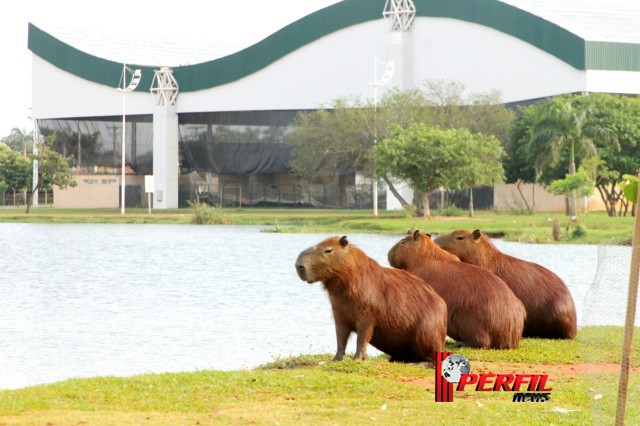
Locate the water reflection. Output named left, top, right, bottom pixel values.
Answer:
left=0, top=224, right=631, bottom=390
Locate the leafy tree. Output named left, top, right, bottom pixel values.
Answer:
left=455, top=133, right=505, bottom=217
left=572, top=94, right=640, bottom=216
left=1, top=128, right=32, bottom=156
left=529, top=95, right=613, bottom=216
left=289, top=82, right=513, bottom=213
left=0, top=143, right=31, bottom=200
left=508, top=94, right=636, bottom=216
left=421, top=81, right=515, bottom=144
left=289, top=97, right=371, bottom=184
left=503, top=104, right=543, bottom=210
left=26, top=134, right=76, bottom=213
left=288, top=92, right=428, bottom=207
left=547, top=168, right=595, bottom=199
left=375, top=124, right=503, bottom=218
left=621, top=174, right=638, bottom=206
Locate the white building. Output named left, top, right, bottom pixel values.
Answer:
left=28, top=0, right=640, bottom=209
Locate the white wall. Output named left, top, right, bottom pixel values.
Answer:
left=35, top=16, right=634, bottom=121
left=411, top=18, right=587, bottom=103
left=32, top=56, right=153, bottom=120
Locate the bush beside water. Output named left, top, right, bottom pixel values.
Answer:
left=189, top=201, right=231, bottom=224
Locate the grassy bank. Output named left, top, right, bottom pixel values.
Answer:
left=1, top=326, right=638, bottom=425
left=0, top=207, right=634, bottom=244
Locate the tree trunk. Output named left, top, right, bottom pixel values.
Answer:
left=422, top=191, right=431, bottom=219
left=567, top=161, right=577, bottom=216
left=25, top=183, right=40, bottom=214
left=381, top=176, right=410, bottom=209
left=516, top=181, right=531, bottom=210
left=596, top=183, right=615, bottom=217
left=552, top=218, right=561, bottom=241
left=468, top=188, right=474, bottom=217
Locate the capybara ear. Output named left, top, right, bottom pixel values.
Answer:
left=339, top=236, right=349, bottom=248
left=413, top=230, right=420, bottom=241
left=472, top=229, right=482, bottom=240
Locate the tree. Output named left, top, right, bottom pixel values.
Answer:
left=621, top=174, right=638, bottom=206
left=503, top=104, right=542, bottom=210
left=1, top=128, right=32, bottom=156
left=455, top=133, right=505, bottom=217
left=375, top=124, right=503, bottom=218
left=25, top=134, right=77, bottom=213
left=530, top=95, right=613, bottom=216
left=0, top=142, right=31, bottom=204
left=546, top=167, right=596, bottom=211
left=572, top=93, right=640, bottom=217
left=289, top=82, right=514, bottom=214
left=421, top=80, right=515, bottom=144
left=508, top=94, right=635, bottom=217
left=288, top=91, right=427, bottom=208
left=289, top=96, right=373, bottom=184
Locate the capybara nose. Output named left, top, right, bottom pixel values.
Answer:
left=295, top=264, right=306, bottom=280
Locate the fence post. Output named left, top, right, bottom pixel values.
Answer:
left=615, top=171, right=640, bottom=425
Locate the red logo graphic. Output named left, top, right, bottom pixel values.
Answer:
left=434, top=352, right=552, bottom=403
left=435, top=351, right=454, bottom=402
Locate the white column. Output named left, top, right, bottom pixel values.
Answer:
left=152, top=106, right=179, bottom=209
left=151, top=67, right=180, bottom=209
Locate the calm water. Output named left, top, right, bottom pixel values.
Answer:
left=0, top=223, right=633, bottom=390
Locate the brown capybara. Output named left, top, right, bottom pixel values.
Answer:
left=435, top=229, right=577, bottom=339
left=295, top=235, right=447, bottom=364
left=388, top=230, right=526, bottom=349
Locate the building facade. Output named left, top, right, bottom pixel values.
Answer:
left=29, top=0, right=640, bottom=209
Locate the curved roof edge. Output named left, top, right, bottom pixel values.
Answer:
left=28, top=0, right=640, bottom=94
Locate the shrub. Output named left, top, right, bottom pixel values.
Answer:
left=571, top=225, right=588, bottom=239
left=189, top=201, right=231, bottom=225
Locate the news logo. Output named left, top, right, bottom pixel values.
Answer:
left=434, top=352, right=552, bottom=403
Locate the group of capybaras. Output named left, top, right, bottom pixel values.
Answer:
left=295, top=230, right=576, bottom=365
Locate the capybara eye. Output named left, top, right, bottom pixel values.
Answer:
left=324, top=248, right=333, bottom=254
left=456, top=236, right=465, bottom=240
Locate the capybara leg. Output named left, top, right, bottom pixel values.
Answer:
left=333, top=323, right=351, bottom=361
left=353, top=321, right=374, bottom=360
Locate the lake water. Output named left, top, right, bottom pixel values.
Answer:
left=0, top=223, right=635, bottom=390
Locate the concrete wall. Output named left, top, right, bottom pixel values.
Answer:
left=494, top=182, right=607, bottom=213
left=54, top=174, right=144, bottom=209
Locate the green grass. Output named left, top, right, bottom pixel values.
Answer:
left=1, top=327, right=639, bottom=425
left=0, top=208, right=634, bottom=245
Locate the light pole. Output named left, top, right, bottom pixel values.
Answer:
left=28, top=108, right=39, bottom=208
left=367, top=56, right=394, bottom=217
left=117, top=64, right=142, bottom=214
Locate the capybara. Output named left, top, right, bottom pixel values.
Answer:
left=295, top=235, right=447, bottom=364
left=388, top=230, right=526, bottom=349
left=435, top=229, right=577, bottom=339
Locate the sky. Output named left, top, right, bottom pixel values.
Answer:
left=0, top=0, right=341, bottom=138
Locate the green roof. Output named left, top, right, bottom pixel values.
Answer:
left=28, top=0, right=640, bottom=94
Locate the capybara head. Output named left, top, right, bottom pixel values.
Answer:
left=388, top=230, right=459, bottom=269
left=295, top=235, right=354, bottom=283
left=434, top=229, right=490, bottom=264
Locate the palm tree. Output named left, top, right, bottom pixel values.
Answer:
left=530, top=95, right=612, bottom=216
